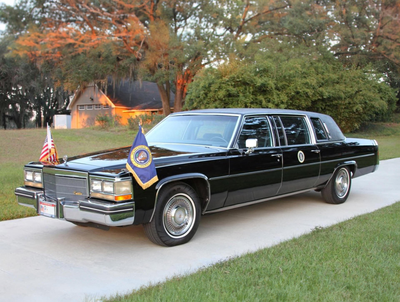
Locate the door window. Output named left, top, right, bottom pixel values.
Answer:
left=279, top=116, right=311, bottom=145
left=238, top=116, right=273, bottom=148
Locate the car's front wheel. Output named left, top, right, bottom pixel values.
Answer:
left=321, top=166, right=352, bottom=204
left=144, top=182, right=201, bottom=246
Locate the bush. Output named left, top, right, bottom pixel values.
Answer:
left=127, top=114, right=165, bottom=131
left=185, top=52, right=397, bottom=132
left=95, top=114, right=121, bottom=129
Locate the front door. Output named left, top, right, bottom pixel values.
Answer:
left=224, top=116, right=283, bottom=207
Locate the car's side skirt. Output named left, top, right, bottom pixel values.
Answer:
left=204, top=188, right=316, bottom=214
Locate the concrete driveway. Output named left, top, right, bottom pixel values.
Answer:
left=1, top=158, right=399, bottom=302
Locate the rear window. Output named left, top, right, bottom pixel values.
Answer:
left=311, top=118, right=329, bottom=141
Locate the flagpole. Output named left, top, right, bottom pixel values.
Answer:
left=47, top=124, right=51, bottom=154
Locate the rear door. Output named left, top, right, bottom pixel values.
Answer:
left=272, top=115, right=321, bottom=195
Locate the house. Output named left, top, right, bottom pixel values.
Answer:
left=67, top=79, right=174, bottom=128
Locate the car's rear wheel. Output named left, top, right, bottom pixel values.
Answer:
left=321, top=166, right=352, bottom=204
left=144, top=182, right=201, bottom=246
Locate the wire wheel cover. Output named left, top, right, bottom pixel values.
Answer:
left=163, top=193, right=196, bottom=238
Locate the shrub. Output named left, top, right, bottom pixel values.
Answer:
left=127, top=114, right=165, bottom=131
left=186, top=53, right=397, bottom=132
left=95, top=114, right=121, bottom=129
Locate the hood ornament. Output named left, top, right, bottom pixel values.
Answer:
left=63, top=155, right=68, bottom=166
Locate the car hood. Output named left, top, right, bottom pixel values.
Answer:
left=40, top=144, right=226, bottom=176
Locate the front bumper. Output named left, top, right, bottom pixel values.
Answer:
left=15, top=186, right=135, bottom=227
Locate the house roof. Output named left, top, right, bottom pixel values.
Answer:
left=104, top=80, right=175, bottom=110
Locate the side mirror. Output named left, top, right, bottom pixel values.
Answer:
left=245, top=138, right=258, bottom=154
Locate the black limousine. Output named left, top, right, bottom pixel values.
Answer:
left=15, top=109, right=379, bottom=246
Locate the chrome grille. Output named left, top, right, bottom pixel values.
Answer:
left=43, top=168, right=88, bottom=202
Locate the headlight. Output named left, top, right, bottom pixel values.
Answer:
left=103, top=181, right=114, bottom=194
left=91, top=179, right=102, bottom=192
left=25, top=171, right=33, bottom=181
left=24, top=168, right=43, bottom=188
left=34, top=172, right=42, bottom=183
left=115, top=181, right=132, bottom=195
left=90, top=177, right=133, bottom=202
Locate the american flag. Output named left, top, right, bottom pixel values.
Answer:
left=39, top=125, right=59, bottom=165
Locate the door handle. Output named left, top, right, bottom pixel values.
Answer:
left=311, top=150, right=321, bottom=154
left=271, top=154, right=282, bottom=158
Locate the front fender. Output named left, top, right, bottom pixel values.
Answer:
left=150, top=173, right=211, bottom=222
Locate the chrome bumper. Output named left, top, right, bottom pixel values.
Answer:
left=15, top=186, right=135, bottom=227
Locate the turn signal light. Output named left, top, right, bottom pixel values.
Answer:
left=115, top=194, right=133, bottom=202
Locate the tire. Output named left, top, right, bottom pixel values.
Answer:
left=321, top=166, right=352, bottom=204
left=143, top=182, right=201, bottom=246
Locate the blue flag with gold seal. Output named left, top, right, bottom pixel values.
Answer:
left=126, top=126, right=158, bottom=190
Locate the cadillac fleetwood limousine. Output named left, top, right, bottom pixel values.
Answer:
left=15, top=109, right=379, bottom=246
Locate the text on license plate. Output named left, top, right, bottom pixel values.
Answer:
left=39, top=201, right=56, bottom=218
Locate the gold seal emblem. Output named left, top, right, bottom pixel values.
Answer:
left=297, top=151, right=305, bottom=163
left=130, top=145, right=152, bottom=168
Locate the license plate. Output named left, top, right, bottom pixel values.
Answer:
left=39, top=200, right=56, bottom=218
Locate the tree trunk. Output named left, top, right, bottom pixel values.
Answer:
left=157, top=83, right=171, bottom=115
left=2, top=113, right=6, bottom=130
left=174, top=69, right=193, bottom=112
left=174, top=88, right=183, bottom=112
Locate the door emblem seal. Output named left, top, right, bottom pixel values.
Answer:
left=298, top=151, right=305, bottom=163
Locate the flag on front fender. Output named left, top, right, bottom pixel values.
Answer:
left=126, top=126, right=158, bottom=190
left=39, top=124, right=59, bottom=165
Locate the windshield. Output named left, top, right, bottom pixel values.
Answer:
left=146, top=114, right=239, bottom=148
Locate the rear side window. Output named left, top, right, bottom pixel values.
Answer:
left=279, top=116, right=311, bottom=145
left=311, top=118, right=329, bottom=141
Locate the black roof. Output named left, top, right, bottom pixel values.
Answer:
left=104, top=79, right=175, bottom=110
left=172, top=108, right=325, bottom=117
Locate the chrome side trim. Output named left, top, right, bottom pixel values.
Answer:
left=204, top=188, right=316, bottom=214
left=155, top=155, right=228, bottom=169
left=209, top=167, right=283, bottom=181
left=320, top=153, right=375, bottom=166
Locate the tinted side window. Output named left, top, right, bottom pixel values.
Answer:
left=311, top=118, right=329, bottom=141
left=238, top=116, right=272, bottom=148
left=279, top=116, right=311, bottom=145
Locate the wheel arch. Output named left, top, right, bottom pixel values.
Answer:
left=150, top=173, right=211, bottom=222
left=324, top=160, right=357, bottom=189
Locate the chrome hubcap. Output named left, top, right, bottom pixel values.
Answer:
left=163, top=193, right=195, bottom=238
left=335, top=168, right=350, bottom=198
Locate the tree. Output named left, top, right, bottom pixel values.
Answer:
left=8, top=0, right=298, bottom=114
left=0, top=36, right=71, bottom=129
left=327, top=0, right=400, bottom=109
left=3, top=0, right=399, bottom=117
left=186, top=44, right=397, bottom=131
